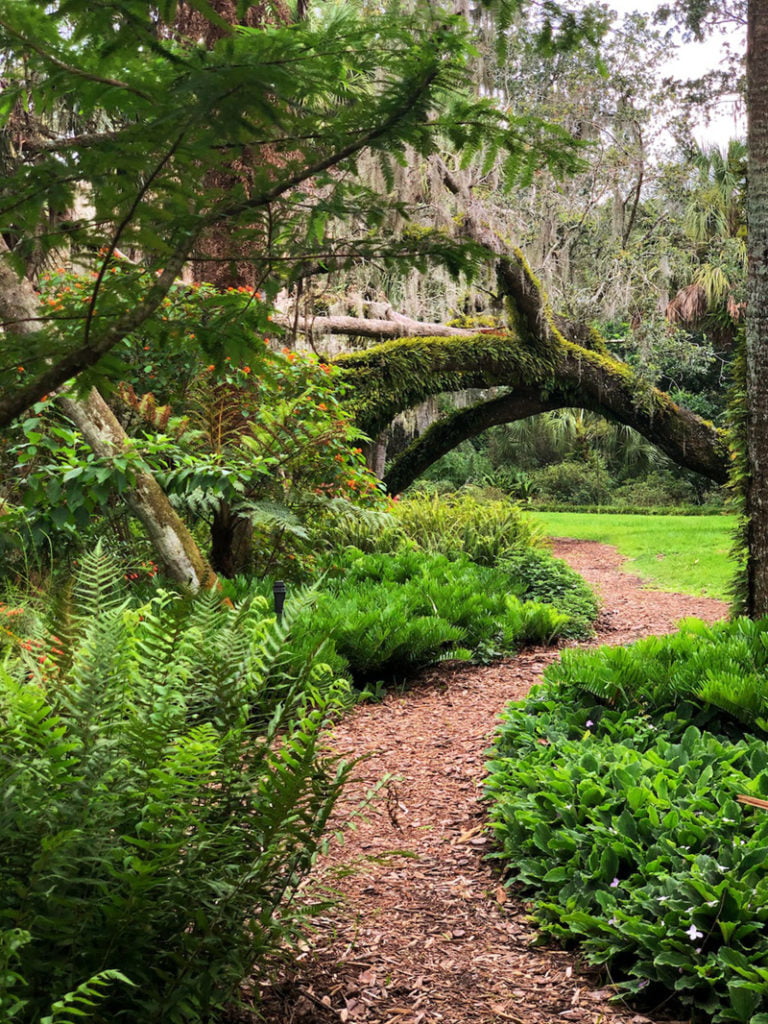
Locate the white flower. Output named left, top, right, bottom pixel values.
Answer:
left=686, top=924, right=703, bottom=941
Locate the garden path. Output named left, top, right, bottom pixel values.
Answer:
left=254, top=540, right=727, bottom=1024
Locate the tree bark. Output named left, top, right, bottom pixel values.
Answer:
left=745, top=0, right=768, bottom=616
left=210, top=501, right=254, bottom=577
left=280, top=313, right=474, bottom=339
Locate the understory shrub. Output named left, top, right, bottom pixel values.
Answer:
left=325, top=491, right=541, bottom=563
left=527, top=458, right=613, bottom=505
left=390, top=491, right=541, bottom=564
left=610, top=471, right=705, bottom=508
left=285, top=549, right=574, bottom=685
left=486, top=617, right=768, bottom=1024
left=0, top=549, right=355, bottom=1023
left=498, top=548, right=598, bottom=639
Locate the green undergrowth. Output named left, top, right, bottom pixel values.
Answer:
left=487, top=616, right=768, bottom=1024
left=0, top=548, right=357, bottom=1023
left=246, top=546, right=595, bottom=688
left=248, top=493, right=599, bottom=688
left=330, top=490, right=543, bottom=564
left=532, top=511, right=736, bottom=599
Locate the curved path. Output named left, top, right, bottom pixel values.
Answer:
left=256, top=541, right=727, bottom=1024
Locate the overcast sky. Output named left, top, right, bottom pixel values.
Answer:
left=609, top=0, right=746, bottom=145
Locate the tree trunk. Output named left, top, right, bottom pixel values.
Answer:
left=745, top=0, right=768, bottom=616
left=59, top=390, right=218, bottom=591
left=0, top=240, right=217, bottom=591
left=210, top=501, right=254, bottom=577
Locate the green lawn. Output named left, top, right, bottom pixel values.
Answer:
left=531, top=512, right=737, bottom=601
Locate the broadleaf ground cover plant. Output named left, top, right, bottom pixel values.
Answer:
left=486, top=617, right=768, bottom=1024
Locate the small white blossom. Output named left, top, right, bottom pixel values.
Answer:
left=686, top=924, right=703, bottom=941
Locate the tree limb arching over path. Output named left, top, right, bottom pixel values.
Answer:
left=328, top=251, right=730, bottom=493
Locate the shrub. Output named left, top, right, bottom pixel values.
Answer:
left=281, top=548, right=580, bottom=686
left=0, top=549, right=355, bottom=1023
left=390, top=491, right=542, bottom=564
left=611, top=471, right=709, bottom=509
left=498, top=548, right=598, bottom=638
left=319, top=490, right=542, bottom=563
left=486, top=617, right=768, bottom=1023
left=528, top=459, right=613, bottom=505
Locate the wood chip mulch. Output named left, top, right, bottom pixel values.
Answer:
left=249, top=540, right=728, bottom=1024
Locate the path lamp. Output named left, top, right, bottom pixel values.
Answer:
left=273, top=579, right=286, bottom=619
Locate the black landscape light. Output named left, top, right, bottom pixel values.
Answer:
left=273, top=579, right=286, bottom=619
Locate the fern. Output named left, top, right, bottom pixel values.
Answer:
left=0, top=556, right=356, bottom=1023
left=40, top=971, right=132, bottom=1024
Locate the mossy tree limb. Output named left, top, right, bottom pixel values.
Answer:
left=333, top=249, right=729, bottom=491
left=383, top=352, right=730, bottom=495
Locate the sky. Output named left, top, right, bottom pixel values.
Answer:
left=608, top=0, right=746, bottom=145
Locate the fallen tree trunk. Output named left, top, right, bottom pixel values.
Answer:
left=277, top=313, right=474, bottom=339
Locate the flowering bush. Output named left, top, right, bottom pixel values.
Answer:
left=5, top=265, right=386, bottom=581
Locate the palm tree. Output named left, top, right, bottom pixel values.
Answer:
left=667, top=139, right=747, bottom=336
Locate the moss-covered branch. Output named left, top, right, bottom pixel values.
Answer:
left=383, top=350, right=729, bottom=494
left=334, top=251, right=730, bottom=491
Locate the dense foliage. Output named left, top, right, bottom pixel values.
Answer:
left=2, top=297, right=384, bottom=582
left=0, top=549, right=356, bottom=1023
left=231, top=494, right=599, bottom=687
left=487, top=618, right=768, bottom=1023
left=283, top=549, right=572, bottom=685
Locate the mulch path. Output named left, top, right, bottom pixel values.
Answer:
left=253, top=540, right=728, bottom=1024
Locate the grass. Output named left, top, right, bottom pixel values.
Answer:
left=530, top=511, right=737, bottom=601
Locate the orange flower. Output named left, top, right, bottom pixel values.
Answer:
left=317, top=402, right=327, bottom=411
